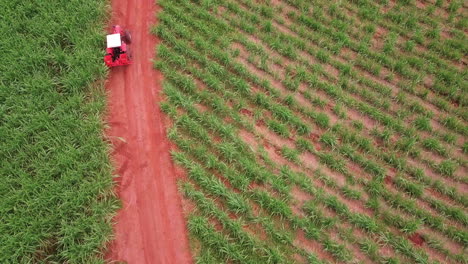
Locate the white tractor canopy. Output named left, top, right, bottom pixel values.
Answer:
left=106, top=33, right=122, bottom=48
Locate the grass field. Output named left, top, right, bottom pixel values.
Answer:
left=155, top=0, right=467, bottom=263
left=0, top=0, right=118, bottom=262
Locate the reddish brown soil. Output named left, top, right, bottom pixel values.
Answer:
left=384, top=175, right=393, bottom=185
left=294, top=230, right=336, bottom=263
left=104, top=0, right=192, bottom=263
left=240, top=108, right=253, bottom=117
left=408, top=233, right=425, bottom=246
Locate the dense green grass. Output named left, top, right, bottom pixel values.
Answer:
left=0, top=0, right=118, bottom=262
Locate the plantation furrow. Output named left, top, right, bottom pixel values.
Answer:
left=269, top=0, right=468, bottom=124
left=173, top=148, right=299, bottom=262
left=280, top=164, right=418, bottom=263
left=181, top=182, right=291, bottom=263
left=376, top=199, right=464, bottom=261
left=279, top=0, right=463, bottom=75
left=238, top=121, right=392, bottom=262
left=241, top=121, right=442, bottom=262
left=374, top=0, right=467, bottom=49
left=214, top=1, right=466, bottom=167
left=171, top=71, right=416, bottom=262
left=229, top=32, right=468, bottom=197
left=241, top=99, right=468, bottom=258
left=230, top=37, right=468, bottom=223
left=343, top=1, right=466, bottom=63
left=340, top=2, right=468, bottom=104
left=293, top=141, right=466, bottom=258
left=161, top=66, right=340, bottom=262
left=155, top=0, right=468, bottom=263
left=383, top=182, right=467, bottom=243
left=280, top=4, right=468, bottom=136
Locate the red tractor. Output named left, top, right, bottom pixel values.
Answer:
left=104, top=25, right=132, bottom=67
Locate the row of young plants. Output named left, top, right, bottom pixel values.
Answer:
left=165, top=80, right=402, bottom=263
left=158, top=0, right=468, bottom=260
left=316, top=0, right=467, bottom=65
left=377, top=0, right=466, bottom=54
left=238, top=0, right=463, bottom=140
left=273, top=0, right=468, bottom=124
left=155, top=32, right=356, bottom=260
left=288, top=0, right=464, bottom=75
left=218, top=0, right=466, bottom=167
left=241, top=0, right=468, bottom=241
left=157, top=44, right=369, bottom=262
left=266, top=144, right=439, bottom=263
left=238, top=0, right=468, bottom=256
left=164, top=109, right=299, bottom=262
left=235, top=30, right=466, bottom=178
left=341, top=0, right=468, bottom=105
left=234, top=40, right=468, bottom=251
left=278, top=126, right=466, bottom=262
left=156, top=16, right=371, bottom=264
left=222, top=0, right=464, bottom=207
left=213, top=0, right=467, bottom=190
left=281, top=124, right=466, bottom=262
left=314, top=0, right=467, bottom=119
left=162, top=29, right=406, bottom=264
left=165, top=0, right=468, bottom=237
left=164, top=88, right=353, bottom=263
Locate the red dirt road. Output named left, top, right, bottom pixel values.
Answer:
left=104, top=0, right=192, bottom=263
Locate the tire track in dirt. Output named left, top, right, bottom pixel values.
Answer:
left=104, top=0, right=192, bottom=263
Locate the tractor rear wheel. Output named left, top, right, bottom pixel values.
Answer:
left=123, top=30, right=132, bottom=44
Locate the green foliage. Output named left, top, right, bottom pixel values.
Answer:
left=342, top=186, right=362, bottom=200
left=333, top=103, right=346, bottom=119
left=156, top=0, right=468, bottom=262
left=188, top=215, right=249, bottom=262
left=281, top=146, right=300, bottom=163
left=323, top=238, right=352, bottom=262
left=267, top=119, right=290, bottom=138
left=396, top=136, right=418, bottom=154
left=251, top=190, right=292, bottom=219
left=371, top=128, right=392, bottom=143
left=383, top=32, right=398, bottom=54
left=404, top=40, right=415, bottom=52
left=442, top=116, right=467, bottom=135
left=315, top=113, right=330, bottom=128
left=442, top=133, right=457, bottom=145
left=421, top=138, right=447, bottom=156
left=349, top=213, right=379, bottom=234
left=351, top=120, right=364, bottom=131
left=319, top=153, right=347, bottom=174
left=447, top=1, right=462, bottom=13
left=0, top=0, right=117, bottom=262
left=319, top=132, right=338, bottom=149
left=311, top=96, right=327, bottom=108
left=435, top=160, right=458, bottom=177
left=463, top=142, right=468, bottom=154
left=394, top=176, right=423, bottom=197
left=316, top=50, right=330, bottom=63
left=413, top=116, right=432, bottom=132
left=382, top=212, right=421, bottom=234
left=296, top=138, right=315, bottom=153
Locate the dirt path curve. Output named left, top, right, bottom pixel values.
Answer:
left=104, top=0, right=192, bottom=263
